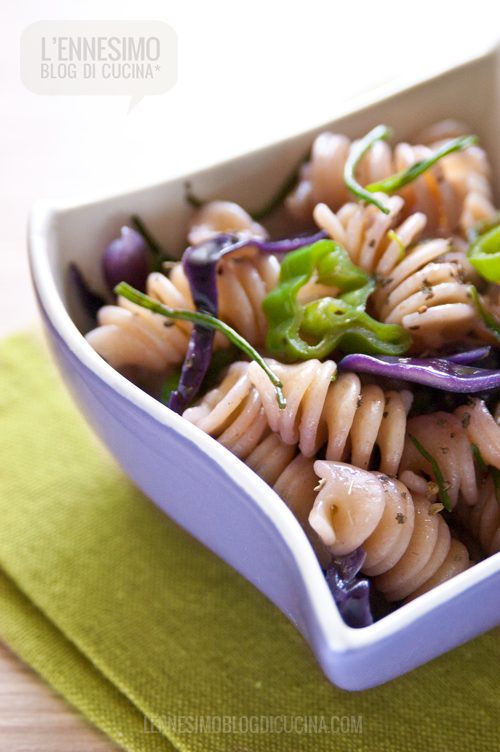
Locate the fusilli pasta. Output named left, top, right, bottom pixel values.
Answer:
left=187, top=200, right=268, bottom=245
left=86, top=266, right=194, bottom=371
left=458, top=473, right=500, bottom=557
left=84, top=119, right=500, bottom=623
left=248, top=360, right=412, bottom=475
left=87, top=246, right=280, bottom=370
left=399, top=411, right=478, bottom=508
left=315, top=201, right=484, bottom=351
left=309, top=462, right=472, bottom=602
left=287, top=125, right=495, bottom=237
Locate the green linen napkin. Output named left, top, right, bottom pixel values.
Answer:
left=1, top=332, right=500, bottom=752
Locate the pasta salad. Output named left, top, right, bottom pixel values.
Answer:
left=80, top=120, right=500, bottom=627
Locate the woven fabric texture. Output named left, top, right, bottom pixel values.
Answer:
left=0, top=332, right=499, bottom=752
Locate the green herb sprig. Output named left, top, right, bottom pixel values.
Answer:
left=468, top=285, right=500, bottom=344
left=470, top=440, right=500, bottom=512
left=408, top=434, right=452, bottom=512
left=184, top=156, right=307, bottom=222
left=344, top=125, right=394, bottom=214
left=251, top=161, right=305, bottom=221
left=131, top=215, right=170, bottom=259
left=345, top=127, right=478, bottom=216
left=183, top=181, right=204, bottom=209
left=115, top=282, right=286, bottom=410
left=131, top=215, right=174, bottom=273
left=366, top=135, right=478, bottom=195
left=471, top=442, right=487, bottom=471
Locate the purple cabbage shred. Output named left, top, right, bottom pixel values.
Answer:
left=443, top=347, right=490, bottom=364
left=325, top=547, right=373, bottom=628
left=168, top=230, right=327, bottom=413
left=337, top=350, right=500, bottom=393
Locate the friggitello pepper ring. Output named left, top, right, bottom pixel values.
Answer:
left=467, top=222, right=500, bottom=282
left=262, top=239, right=412, bottom=362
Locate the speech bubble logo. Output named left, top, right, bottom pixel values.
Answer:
left=20, top=20, right=177, bottom=113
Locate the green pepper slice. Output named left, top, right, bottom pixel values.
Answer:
left=467, top=223, right=500, bottom=282
left=262, top=239, right=412, bottom=362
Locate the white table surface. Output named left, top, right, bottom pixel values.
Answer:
left=1, top=1, right=500, bottom=748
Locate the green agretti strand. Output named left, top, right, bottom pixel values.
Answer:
left=262, top=239, right=411, bottom=362
left=182, top=153, right=307, bottom=223
left=344, top=125, right=394, bottom=214
left=345, top=127, right=478, bottom=215
left=367, top=135, right=478, bottom=194
left=468, top=285, right=500, bottom=345
left=114, top=282, right=286, bottom=409
left=408, top=434, right=452, bottom=512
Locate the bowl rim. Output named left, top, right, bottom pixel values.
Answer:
left=28, top=40, right=500, bottom=660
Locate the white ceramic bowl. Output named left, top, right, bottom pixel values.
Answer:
left=29, top=44, right=500, bottom=690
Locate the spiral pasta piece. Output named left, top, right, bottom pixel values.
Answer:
left=216, top=249, right=281, bottom=346
left=182, top=361, right=268, bottom=460
left=453, top=400, right=500, bottom=556
left=314, top=195, right=426, bottom=274
left=286, top=132, right=392, bottom=221
left=309, top=461, right=471, bottom=602
left=247, top=361, right=412, bottom=474
left=187, top=200, right=280, bottom=346
left=323, top=379, right=413, bottom=476
left=459, top=474, right=500, bottom=557
left=287, top=123, right=495, bottom=237
left=393, top=142, right=462, bottom=237
left=85, top=266, right=194, bottom=371
left=187, top=200, right=268, bottom=245
left=399, top=411, right=478, bottom=508
left=374, top=245, right=481, bottom=351
left=315, top=196, right=482, bottom=350
left=417, top=120, right=496, bottom=233
left=247, top=359, right=337, bottom=457
left=87, top=241, right=280, bottom=369
left=186, top=356, right=411, bottom=476
left=454, top=398, right=500, bottom=470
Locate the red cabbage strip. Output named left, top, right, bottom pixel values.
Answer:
left=444, top=347, right=490, bottom=364
left=168, top=235, right=232, bottom=413
left=338, top=352, right=500, bottom=392
left=325, top=547, right=373, bottom=628
left=248, top=229, right=327, bottom=254
left=168, top=230, right=327, bottom=413
left=168, top=327, right=215, bottom=413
